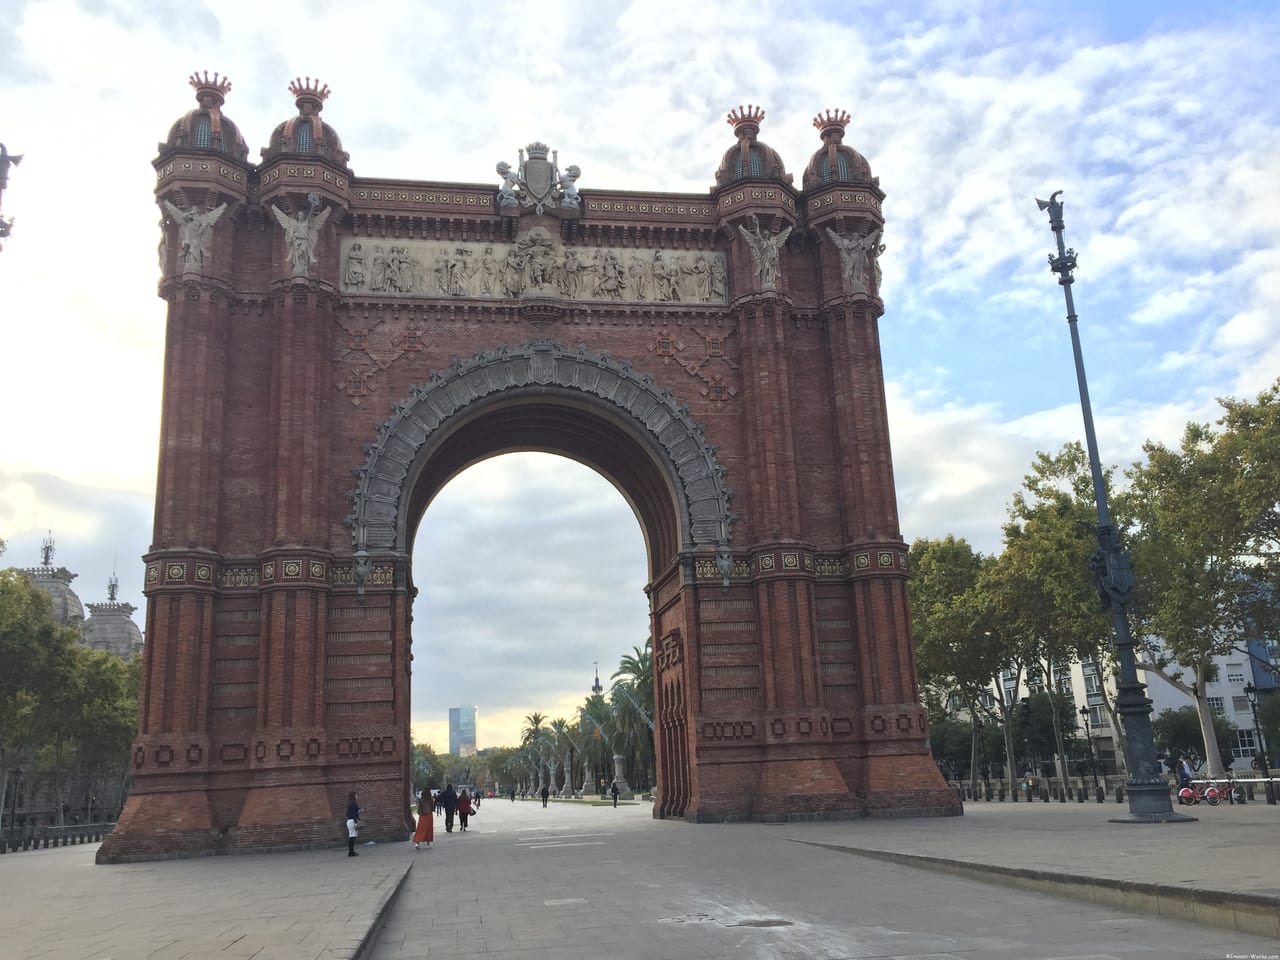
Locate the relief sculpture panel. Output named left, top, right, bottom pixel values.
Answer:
left=339, top=232, right=727, bottom=305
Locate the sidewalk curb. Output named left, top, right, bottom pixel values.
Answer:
left=351, top=859, right=414, bottom=960
left=793, top=840, right=1280, bottom=941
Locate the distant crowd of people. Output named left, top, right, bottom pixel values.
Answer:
left=344, top=777, right=627, bottom=856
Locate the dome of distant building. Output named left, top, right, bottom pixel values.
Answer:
left=801, top=109, right=874, bottom=190
left=161, top=71, right=249, bottom=162
left=714, top=105, right=791, bottom=187
left=261, top=77, right=350, bottom=166
left=22, top=548, right=85, bottom=629
left=83, top=576, right=144, bottom=662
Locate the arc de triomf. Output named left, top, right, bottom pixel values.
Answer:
left=98, top=74, right=958, bottom=862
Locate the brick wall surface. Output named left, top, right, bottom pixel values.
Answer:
left=102, top=105, right=958, bottom=862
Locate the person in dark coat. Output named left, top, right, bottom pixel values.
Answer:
left=440, top=783, right=458, bottom=833
left=345, top=792, right=361, bottom=857
left=540, top=783, right=550, bottom=808
left=610, top=779, right=620, bottom=808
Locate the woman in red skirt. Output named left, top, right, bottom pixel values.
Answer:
left=412, top=791, right=433, bottom=849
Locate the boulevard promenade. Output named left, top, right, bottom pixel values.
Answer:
left=2, top=797, right=1277, bottom=959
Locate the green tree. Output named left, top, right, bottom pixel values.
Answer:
left=1151, top=707, right=1238, bottom=770
left=611, top=640, right=654, bottom=789
left=1128, top=383, right=1280, bottom=777
left=1001, top=444, right=1117, bottom=781
left=410, top=741, right=440, bottom=792
left=0, top=564, right=81, bottom=825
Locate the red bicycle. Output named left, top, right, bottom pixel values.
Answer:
left=1177, top=780, right=1224, bottom=806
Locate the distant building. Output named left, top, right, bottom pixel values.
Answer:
left=449, top=705, right=477, bottom=756
left=19, top=536, right=143, bottom=661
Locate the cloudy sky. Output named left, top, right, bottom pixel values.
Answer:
left=1, top=0, right=1277, bottom=752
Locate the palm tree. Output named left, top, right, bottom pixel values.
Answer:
left=520, top=712, right=546, bottom=746
left=577, top=694, right=614, bottom=794
left=549, top=717, right=572, bottom=795
left=612, top=639, right=655, bottom=789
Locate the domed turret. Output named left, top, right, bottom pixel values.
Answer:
left=21, top=534, right=84, bottom=629
left=802, top=109, right=873, bottom=189
left=161, top=72, right=249, bottom=162
left=261, top=77, right=350, bottom=166
left=714, top=105, right=791, bottom=187
left=83, top=574, right=144, bottom=661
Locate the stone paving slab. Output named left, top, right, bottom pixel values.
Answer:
left=0, top=840, right=412, bottom=960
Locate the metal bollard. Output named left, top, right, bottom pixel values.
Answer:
left=998, top=786, right=1005, bottom=801
left=1115, top=785, right=1124, bottom=803
left=1095, top=786, right=1104, bottom=803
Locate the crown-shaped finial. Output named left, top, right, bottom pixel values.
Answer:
left=525, top=141, right=550, bottom=160
left=289, top=77, right=331, bottom=108
left=726, top=104, right=766, bottom=137
left=813, top=108, right=851, bottom=138
left=189, top=71, right=232, bottom=106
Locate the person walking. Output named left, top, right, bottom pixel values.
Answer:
left=457, top=788, right=473, bottom=832
left=610, top=779, right=620, bottom=808
left=440, top=782, right=458, bottom=833
left=540, top=783, right=550, bottom=808
left=411, top=791, right=433, bottom=849
left=345, top=792, right=361, bottom=857
left=509, top=786, right=516, bottom=802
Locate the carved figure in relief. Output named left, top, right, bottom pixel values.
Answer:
left=656, top=252, right=683, bottom=302
left=558, top=248, right=585, bottom=298
left=344, top=242, right=367, bottom=289
left=522, top=235, right=555, bottom=290
left=737, top=214, right=792, bottom=290
left=710, top=257, right=727, bottom=301
left=825, top=226, right=882, bottom=295
left=271, top=195, right=332, bottom=277
left=500, top=245, right=525, bottom=297
left=690, top=254, right=711, bottom=301
left=495, top=161, right=520, bottom=207
left=594, top=251, right=626, bottom=300
left=370, top=246, right=387, bottom=291
left=163, top=200, right=227, bottom=271
left=477, top=247, right=499, bottom=296
left=627, top=253, right=652, bottom=300
left=432, top=248, right=451, bottom=296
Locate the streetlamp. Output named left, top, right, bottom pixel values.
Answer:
left=1243, top=683, right=1275, bottom=804
left=1037, top=192, right=1192, bottom=823
left=1079, top=705, right=1100, bottom=791
left=7, top=767, right=21, bottom=834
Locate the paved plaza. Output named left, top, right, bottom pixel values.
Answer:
left=3, top=796, right=1278, bottom=959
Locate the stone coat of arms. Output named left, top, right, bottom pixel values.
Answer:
left=496, top=142, right=581, bottom=214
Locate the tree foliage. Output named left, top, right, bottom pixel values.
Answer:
left=1127, top=380, right=1280, bottom=776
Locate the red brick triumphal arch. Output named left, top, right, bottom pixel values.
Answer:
left=98, top=77, right=958, bottom=862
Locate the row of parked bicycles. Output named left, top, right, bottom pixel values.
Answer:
left=1177, top=770, right=1247, bottom=806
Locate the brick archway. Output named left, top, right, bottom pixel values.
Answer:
left=99, top=88, right=959, bottom=862
left=347, top=339, right=735, bottom=563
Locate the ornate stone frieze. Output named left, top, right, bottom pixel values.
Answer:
left=338, top=232, right=727, bottom=305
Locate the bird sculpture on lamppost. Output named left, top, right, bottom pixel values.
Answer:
left=1036, top=191, right=1193, bottom=823
left=0, top=143, right=22, bottom=248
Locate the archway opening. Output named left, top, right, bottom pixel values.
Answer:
left=409, top=451, right=650, bottom=766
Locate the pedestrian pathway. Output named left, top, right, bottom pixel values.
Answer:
left=1, top=796, right=1276, bottom=959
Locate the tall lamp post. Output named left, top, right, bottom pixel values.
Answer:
left=1079, top=705, right=1100, bottom=790
left=1243, top=683, right=1275, bottom=804
left=1037, top=192, right=1193, bottom=823
left=7, top=767, right=21, bottom=834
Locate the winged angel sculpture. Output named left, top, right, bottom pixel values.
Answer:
left=163, top=200, right=226, bottom=271
left=737, top=214, right=792, bottom=290
left=271, top=195, right=332, bottom=277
